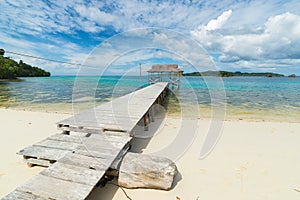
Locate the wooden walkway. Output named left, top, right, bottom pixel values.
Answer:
left=3, top=82, right=169, bottom=200
left=58, top=82, right=169, bottom=133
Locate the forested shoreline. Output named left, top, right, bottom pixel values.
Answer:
left=0, top=49, right=50, bottom=79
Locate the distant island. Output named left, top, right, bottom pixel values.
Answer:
left=183, top=71, right=285, bottom=77
left=0, top=49, right=50, bottom=79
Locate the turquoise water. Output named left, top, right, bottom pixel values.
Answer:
left=0, top=76, right=300, bottom=121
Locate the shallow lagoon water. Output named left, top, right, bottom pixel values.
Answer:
left=0, top=76, right=299, bottom=122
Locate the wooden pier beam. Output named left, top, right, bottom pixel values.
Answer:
left=143, top=111, right=150, bottom=131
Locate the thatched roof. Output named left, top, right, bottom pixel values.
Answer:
left=147, top=64, right=183, bottom=73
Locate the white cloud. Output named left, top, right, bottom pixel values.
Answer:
left=2, top=0, right=299, bottom=36
left=0, top=30, right=90, bottom=75
left=192, top=12, right=300, bottom=66
left=0, top=0, right=232, bottom=35
left=75, top=5, right=116, bottom=24
left=1, top=0, right=300, bottom=74
left=205, top=10, right=232, bottom=31
left=77, top=28, right=217, bottom=76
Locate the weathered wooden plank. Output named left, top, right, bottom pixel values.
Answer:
left=74, top=147, right=120, bottom=161
left=27, top=158, right=52, bottom=167
left=92, top=111, right=141, bottom=118
left=72, top=134, right=130, bottom=162
left=19, top=133, right=131, bottom=166
left=102, top=130, right=130, bottom=136
left=77, top=120, right=133, bottom=129
left=59, top=121, right=129, bottom=132
left=69, top=131, right=90, bottom=137
left=93, top=111, right=142, bottom=119
left=17, top=146, right=70, bottom=161
left=93, top=107, right=151, bottom=117
left=48, top=134, right=87, bottom=143
left=88, top=133, right=131, bottom=144
left=57, top=82, right=168, bottom=132
left=77, top=139, right=125, bottom=149
left=57, top=153, right=108, bottom=171
left=93, top=104, right=149, bottom=113
left=34, top=139, right=81, bottom=151
left=17, top=174, right=92, bottom=200
left=64, top=123, right=128, bottom=133
left=40, top=162, right=104, bottom=186
left=100, top=124, right=128, bottom=132
left=2, top=189, right=49, bottom=200
left=59, top=115, right=142, bottom=132
left=58, top=125, right=103, bottom=134
left=79, top=134, right=131, bottom=152
left=98, top=116, right=138, bottom=123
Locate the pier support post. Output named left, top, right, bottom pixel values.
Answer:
left=150, top=106, right=155, bottom=122
left=143, top=111, right=149, bottom=131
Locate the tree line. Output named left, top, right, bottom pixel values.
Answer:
left=183, top=70, right=284, bottom=77
left=0, top=49, right=50, bottom=79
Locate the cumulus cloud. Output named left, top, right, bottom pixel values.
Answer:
left=1, top=0, right=300, bottom=74
left=0, top=0, right=233, bottom=36
left=192, top=12, right=300, bottom=64
left=190, top=10, right=233, bottom=52
left=75, top=5, right=116, bottom=25
left=205, top=10, right=232, bottom=31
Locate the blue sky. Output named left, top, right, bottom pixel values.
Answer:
left=1, top=0, right=300, bottom=75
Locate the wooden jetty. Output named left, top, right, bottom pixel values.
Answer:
left=58, top=82, right=169, bottom=133
left=3, top=82, right=169, bottom=200
left=147, top=64, right=183, bottom=90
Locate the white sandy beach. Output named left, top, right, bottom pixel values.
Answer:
left=0, top=108, right=300, bottom=200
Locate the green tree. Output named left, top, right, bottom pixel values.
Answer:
left=0, top=56, right=50, bottom=79
left=0, top=49, right=5, bottom=56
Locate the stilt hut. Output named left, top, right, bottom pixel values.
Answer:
left=147, top=64, right=183, bottom=89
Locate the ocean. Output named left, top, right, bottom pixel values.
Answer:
left=0, top=76, right=299, bottom=122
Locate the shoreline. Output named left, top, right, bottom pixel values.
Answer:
left=1, top=108, right=300, bottom=199
left=1, top=104, right=299, bottom=123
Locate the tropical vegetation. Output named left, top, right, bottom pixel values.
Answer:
left=0, top=49, right=50, bottom=79
left=184, top=70, right=284, bottom=77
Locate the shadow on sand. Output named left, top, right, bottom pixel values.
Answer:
left=86, top=110, right=180, bottom=200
